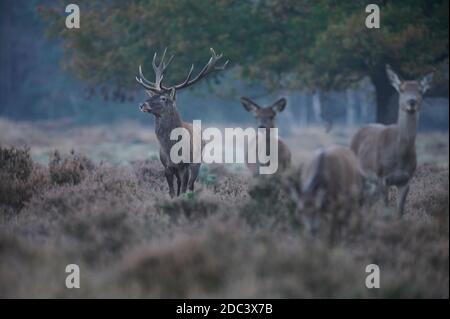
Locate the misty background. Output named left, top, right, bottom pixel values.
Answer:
left=0, top=0, right=448, bottom=136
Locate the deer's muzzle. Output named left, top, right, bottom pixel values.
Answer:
left=404, top=106, right=418, bottom=114
left=404, top=99, right=419, bottom=113
left=139, top=102, right=151, bottom=113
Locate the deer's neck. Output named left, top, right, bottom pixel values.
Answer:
left=258, top=127, right=274, bottom=139
left=259, top=127, right=277, bottom=154
left=154, top=106, right=183, bottom=145
left=397, top=109, right=418, bottom=148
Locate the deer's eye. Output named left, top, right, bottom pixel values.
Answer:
left=160, top=96, right=167, bottom=102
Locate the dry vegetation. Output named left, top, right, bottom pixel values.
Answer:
left=0, top=118, right=448, bottom=298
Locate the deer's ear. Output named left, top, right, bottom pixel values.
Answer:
left=419, top=72, right=434, bottom=94
left=169, top=88, right=176, bottom=101
left=386, top=64, right=402, bottom=92
left=271, top=98, right=287, bottom=113
left=240, top=97, right=260, bottom=113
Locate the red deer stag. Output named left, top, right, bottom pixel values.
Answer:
left=136, top=48, right=228, bottom=197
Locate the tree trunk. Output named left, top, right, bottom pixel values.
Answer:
left=358, top=90, right=370, bottom=123
left=300, top=92, right=308, bottom=127
left=346, top=89, right=356, bottom=126
left=370, top=65, right=398, bottom=124
left=312, top=90, right=322, bottom=123
left=0, top=1, right=12, bottom=116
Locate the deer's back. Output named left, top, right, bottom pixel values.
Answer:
left=351, top=124, right=416, bottom=179
left=245, top=135, right=291, bottom=174
left=351, top=124, right=389, bottom=178
left=302, top=146, right=362, bottom=201
left=278, top=139, right=291, bottom=171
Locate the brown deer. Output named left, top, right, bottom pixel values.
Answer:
left=136, top=48, right=228, bottom=197
left=350, top=65, right=433, bottom=215
left=301, top=146, right=364, bottom=206
left=240, top=97, right=291, bottom=174
left=285, top=145, right=372, bottom=236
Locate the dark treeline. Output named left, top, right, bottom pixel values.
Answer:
left=0, top=1, right=448, bottom=131
left=0, top=0, right=137, bottom=123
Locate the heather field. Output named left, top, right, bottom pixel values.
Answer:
left=0, top=118, right=448, bottom=298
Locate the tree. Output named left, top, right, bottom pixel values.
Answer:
left=41, top=0, right=449, bottom=124
left=296, top=0, right=449, bottom=123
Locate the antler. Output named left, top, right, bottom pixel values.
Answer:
left=172, top=48, right=228, bottom=91
left=136, top=48, right=174, bottom=93
left=136, top=48, right=228, bottom=94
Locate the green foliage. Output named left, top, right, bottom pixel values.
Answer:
left=41, top=0, right=250, bottom=88
left=41, top=0, right=448, bottom=92
left=302, top=0, right=449, bottom=89
left=198, top=165, right=218, bottom=187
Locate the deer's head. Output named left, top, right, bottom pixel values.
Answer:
left=137, top=48, right=228, bottom=118
left=240, top=97, right=287, bottom=129
left=139, top=89, right=177, bottom=118
left=386, top=64, right=434, bottom=115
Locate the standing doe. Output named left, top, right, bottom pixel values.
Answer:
left=136, top=48, right=228, bottom=197
left=350, top=65, right=433, bottom=215
left=240, top=97, right=292, bottom=174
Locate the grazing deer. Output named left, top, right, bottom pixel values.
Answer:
left=240, top=97, right=291, bottom=174
left=285, top=146, right=370, bottom=236
left=350, top=65, right=433, bottom=215
left=301, top=146, right=364, bottom=207
left=136, top=48, right=228, bottom=197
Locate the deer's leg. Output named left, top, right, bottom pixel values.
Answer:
left=311, top=216, right=320, bottom=236
left=175, top=171, right=181, bottom=196
left=160, top=151, right=176, bottom=198
left=379, top=179, right=389, bottom=206
left=301, top=214, right=313, bottom=235
left=397, top=184, right=410, bottom=216
left=382, top=186, right=389, bottom=206
left=188, top=164, right=201, bottom=191
left=385, top=172, right=410, bottom=187
left=179, top=166, right=189, bottom=194
left=164, top=168, right=176, bottom=198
